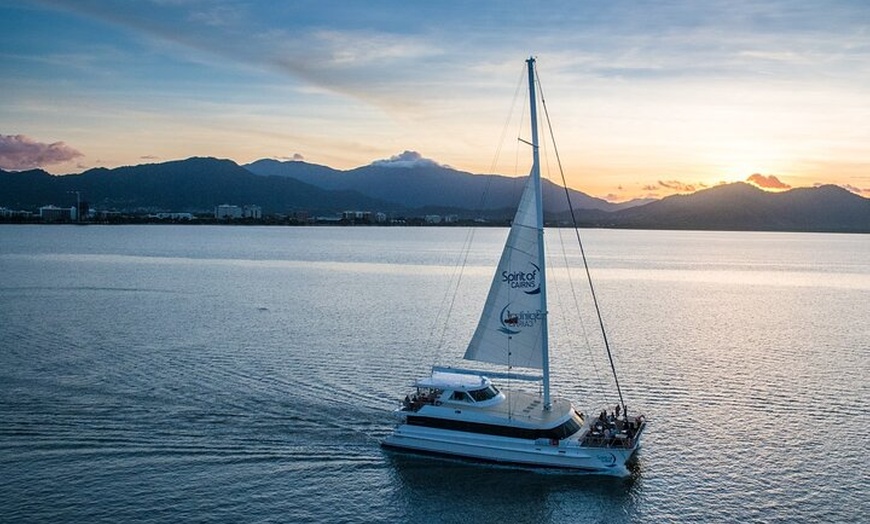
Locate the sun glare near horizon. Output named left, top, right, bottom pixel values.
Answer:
left=1, top=2, right=868, bottom=200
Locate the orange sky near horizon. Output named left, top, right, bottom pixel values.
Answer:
left=1, top=1, right=868, bottom=202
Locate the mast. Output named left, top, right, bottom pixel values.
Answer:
left=526, top=57, right=551, bottom=409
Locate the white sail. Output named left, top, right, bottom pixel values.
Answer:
left=463, top=169, right=546, bottom=369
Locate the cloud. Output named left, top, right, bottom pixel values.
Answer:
left=839, top=183, right=862, bottom=194
left=832, top=183, right=868, bottom=195
left=746, top=173, right=791, bottom=189
left=186, top=5, right=243, bottom=28
left=0, top=134, right=83, bottom=170
left=644, top=179, right=711, bottom=193
left=658, top=180, right=696, bottom=192
left=370, top=150, right=446, bottom=169
left=278, top=153, right=305, bottom=161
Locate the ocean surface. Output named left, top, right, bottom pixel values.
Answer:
left=1, top=225, right=868, bottom=523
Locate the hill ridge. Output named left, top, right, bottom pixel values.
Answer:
left=1, top=156, right=868, bottom=232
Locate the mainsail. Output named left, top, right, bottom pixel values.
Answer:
left=463, top=169, right=546, bottom=370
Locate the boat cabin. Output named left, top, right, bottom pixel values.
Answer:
left=402, top=371, right=504, bottom=412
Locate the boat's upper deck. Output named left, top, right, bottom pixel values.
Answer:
left=474, top=388, right=575, bottom=427
left=403, top=371, right=576, bottom=430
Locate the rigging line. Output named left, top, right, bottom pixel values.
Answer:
left=516, top=64, right=530, bottom=180
left=491, top=65, right=529, bottom=175
left=542, top=109, right=610, bottom=404
left=432, top=63, right=528, bottom=361
left=532, top=72, right=609, bottom=399
left=532, top=72, right=610, bottom=404
left=554, top=225, right=611, bottom=404
left=429, top=228, right=474, bottom=359
left=536, top=69, right=627, bottom=411
left=541, top=112, right=610, bottom=401
left=536, top=93, right=610, bottom=401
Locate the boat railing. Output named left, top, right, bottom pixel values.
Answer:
left=401, top=391, right=440, bottom=412
left=579, top=415, right=645, bottom=449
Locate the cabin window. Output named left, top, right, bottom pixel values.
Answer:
left=468, top=385, right=500, bottom=402
left=550, top=413, right=584, bottom=439
left=450, top=391, right=472, bottom=402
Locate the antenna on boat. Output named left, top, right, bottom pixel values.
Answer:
left=526, top=56, right=552, bottom=410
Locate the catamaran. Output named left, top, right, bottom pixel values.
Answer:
left=382, top=57, right=646, bottom=474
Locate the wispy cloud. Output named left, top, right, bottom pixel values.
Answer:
left=658, top=180, right=697, bottom=192
left=186, top=4, right=243, bottom=28
left=819, top=182, right=869, bottom=196
left=15, top=0, right=870, bottom=193
left=0, top=134, right=83, bottom=170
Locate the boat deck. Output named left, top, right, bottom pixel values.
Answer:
left=402, top=387, right=575, bottom=428
left=579, top=414, right=646, bottom=448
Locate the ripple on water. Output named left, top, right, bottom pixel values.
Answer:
left=1, top=226, right=868, bottom=523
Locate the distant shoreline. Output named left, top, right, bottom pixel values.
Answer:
left=1, top=218, right=866, bottom=234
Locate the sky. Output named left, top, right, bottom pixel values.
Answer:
left=1, top=0, right=869, bottom=201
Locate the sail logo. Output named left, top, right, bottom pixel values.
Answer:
left=498, top=303, right=542, bottom=335
left=501, top=263, right=541, bottom=295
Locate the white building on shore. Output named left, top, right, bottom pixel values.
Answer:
left=243, top=205, right=262, bottom=219
left=39, top=205, right=76, bottom=221
left=215, top=204, right=242, bottom=219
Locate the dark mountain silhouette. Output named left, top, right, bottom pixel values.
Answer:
left=0, top=157, right=397, bottom=215
left=602, top=182, right=870, bottom=232
left=2, top=157, right=867, bottom=232
left=243, top=158, right=642, bottom=213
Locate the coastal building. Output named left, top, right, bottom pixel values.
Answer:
left=342, top=211, right=372, bottom=222
left=0, top=207, right=32, bottom=218
left=243, top=205, right=262, bottom=219
left=215, top=204, right=242, bottom=219
left=39, top=205, right=76, bottom=222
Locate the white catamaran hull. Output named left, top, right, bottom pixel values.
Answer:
left=383, top=59, right=648, bottom=475
left=383, top=423, right=640, bottom=474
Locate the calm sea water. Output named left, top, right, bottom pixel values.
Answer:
left=1, top=225, right=868, bottom=523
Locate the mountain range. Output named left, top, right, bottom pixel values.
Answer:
left=1, top=156, right=868, bottom=232
left=243, top=157, right=651, bottom=213
left=0, top=157, right=395, bottom=216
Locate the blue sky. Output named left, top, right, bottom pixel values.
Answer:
left=2, top=0, right=868, bottom=199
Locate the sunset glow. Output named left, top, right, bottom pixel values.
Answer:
left=1, top=1, right=868, bottom=201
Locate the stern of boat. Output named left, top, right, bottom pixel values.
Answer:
left=577, top=411, right=647, bottom=454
